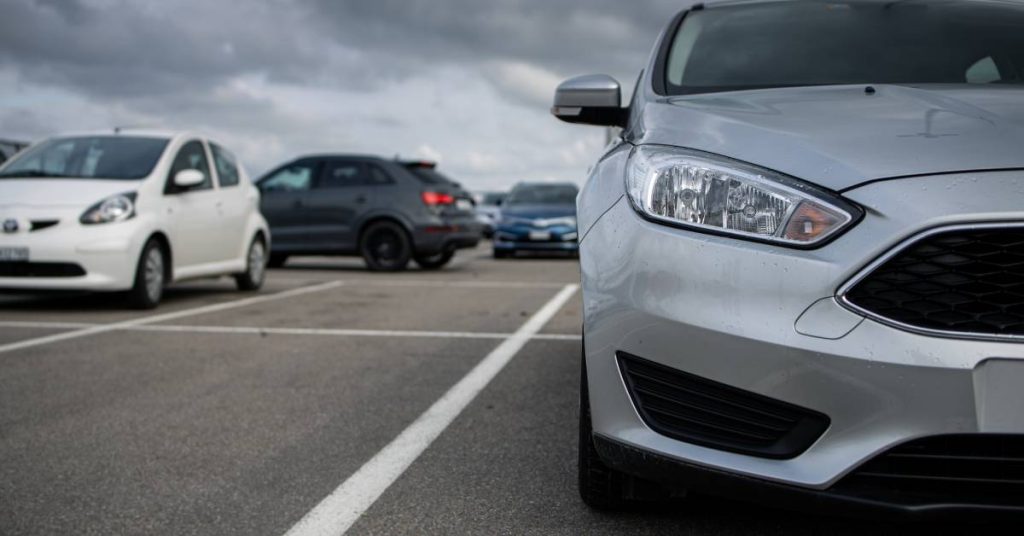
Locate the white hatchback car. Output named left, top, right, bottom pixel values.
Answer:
left=0, top=131, right=270, bottom=308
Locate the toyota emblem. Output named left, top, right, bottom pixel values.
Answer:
left=2, top=218, right=18, bottom=233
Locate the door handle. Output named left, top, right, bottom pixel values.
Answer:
left=293, top=199, right=304, bottom=209
left=355, top=196, right=367, bottom=204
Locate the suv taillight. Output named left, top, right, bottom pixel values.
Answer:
left=421, top=191, right=455, bottom=206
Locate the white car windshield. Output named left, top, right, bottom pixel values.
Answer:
left=0, top=136, right=169, bottom=180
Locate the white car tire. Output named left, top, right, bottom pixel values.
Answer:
left=235, top=237, right=266, bottom=292
left=126, top=238, right=166, bottom=310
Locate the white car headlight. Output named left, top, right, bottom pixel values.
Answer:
left=80, top=192, right=137, bottom=225
left=626, top=145, right=859, bottom=246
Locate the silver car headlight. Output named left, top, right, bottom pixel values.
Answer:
left=626, top=145, right=859, bottom=247
left=80, top=192, right=137, bottom=225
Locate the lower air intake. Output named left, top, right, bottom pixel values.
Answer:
left=834, top=434, right=1024, bottom=508
left=617, top=352, right=829, bottom=459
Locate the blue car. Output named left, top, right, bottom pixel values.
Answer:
left=493, top=182, right=579, bottom=258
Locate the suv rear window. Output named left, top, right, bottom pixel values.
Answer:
left=665, top=1, right=1024, bottom=95
left=405, top=166, right=452, bottom=185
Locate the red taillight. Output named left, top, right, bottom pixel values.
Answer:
left=421, top=191, right=455, bottom=206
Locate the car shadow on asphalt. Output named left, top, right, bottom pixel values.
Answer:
left=0, top=286, right=241, bottom=312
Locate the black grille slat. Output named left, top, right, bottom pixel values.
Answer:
left=617, top=352, right=830, bottom=459
left=634, top=384, right=794, bottom=435
left=29, top=220, right=59, bottom=232
left=628, top=366, right=801, bottom=426
left=0, top=262, right=86, bottom=278
left=834, top=435, right=1024, bottom=507
left=640, top=398, right=782, bottom=443
left=847, top=228, right=1024, bottom=337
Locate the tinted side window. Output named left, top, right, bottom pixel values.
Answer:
left=367, top=165, right=395, bottom=186
left=210, top=143, right=240, bottom=187
left=166, top=140, right=212, bottom=193
left=318, top=161, right=369, bottom=189
left=260, top=162, right=316, bottom=192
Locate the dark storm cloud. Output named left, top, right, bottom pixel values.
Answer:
left=1, top=0, right=688, bottom=98
left=0, top=0, right=695, bottom=185
left=0, top=0, right=328, bottom=97
left=310, top=0, right=686, bottom=82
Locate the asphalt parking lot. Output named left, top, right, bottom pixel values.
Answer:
left=0, top=245, right=981, bottom=535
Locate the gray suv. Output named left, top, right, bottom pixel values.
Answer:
left=258, top=155, right=480, bottom=271
left=557, top=0, right=1024, bottom=518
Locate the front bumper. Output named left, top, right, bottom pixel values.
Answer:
left=0, top=216, right=145, bottom=291
left=581, top=170, right=1024, bottom=511
left=493, top=225, right=579, bottom=252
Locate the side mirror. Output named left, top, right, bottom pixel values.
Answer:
left=174, top=169, right=205, bottom=188
left=551, top=74, right=626, bottom=127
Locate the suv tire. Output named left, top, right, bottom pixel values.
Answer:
left=360, top=221, right=412, bottom=271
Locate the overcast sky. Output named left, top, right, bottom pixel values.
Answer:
left=0, top=0, right=692, bottom=190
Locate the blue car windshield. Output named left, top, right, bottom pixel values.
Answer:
left=0, top=136, right=169, bottom=180
left=665, top=1, right=1024, bottom=94
left=506, top=185, right=578, bottom=205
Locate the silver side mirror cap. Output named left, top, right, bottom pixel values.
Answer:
left=551, top=74, right=627, bottom=127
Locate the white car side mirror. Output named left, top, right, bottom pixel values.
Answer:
left=174, top=169, right=205, bottom=188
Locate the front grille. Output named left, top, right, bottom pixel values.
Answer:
left=834, top=435, right=1024, bottom=507
left=844, top=226, right=1024, bottom=338
left=617, top=353, right=829, bottom=459
left=30, top=220, right=59, bottom=232
left=0, top=262, right=86, bottom=278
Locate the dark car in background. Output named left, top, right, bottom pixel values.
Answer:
left=492, top=182, right=579, bottom=258
left=475, top=191, right=506, bottom=238
left=0, top=139, right=28, bottom=165
left=257, top=155, right=480, bottom=271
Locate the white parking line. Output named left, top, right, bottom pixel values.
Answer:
left=0, top=281, right=344, bottom=355
left=0, top=321, right=583, bottom=341
left=266, top=278, right=568, bottom=289
left=282, top=283, right=579, bottom=536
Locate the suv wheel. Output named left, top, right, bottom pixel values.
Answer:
left=360, top=221, right=412, bottom=271
left=414, top=250, right=454, bottom=270
left=235, top=238, right=266, bottom=291
left=127, top=238, right=165, bottom=310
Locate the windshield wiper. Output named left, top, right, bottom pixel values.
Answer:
left=0, top=170, right=74, bottom=179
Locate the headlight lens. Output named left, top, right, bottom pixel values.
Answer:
left=626, top=146, right=858, bottom=246
left=80, top=192, right=137, bottom=225
left=537, top=216, right=576, bottom=228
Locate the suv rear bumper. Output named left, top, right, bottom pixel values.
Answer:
left=412, top=220, right=481, bottom=255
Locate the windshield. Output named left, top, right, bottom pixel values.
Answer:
left=665, top=1, right=1024, bottom=95
left=0, top=136, right=169, bottom=180
left=506, top=184, right=578, bottom=206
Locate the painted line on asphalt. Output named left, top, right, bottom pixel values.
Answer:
left=0, top=280, right=344, bottom=355
left=0, top=321, right=582, bottom=341
left=266, top=278, right=569, bottom=289
left=282, top=283, right=579, bottom=536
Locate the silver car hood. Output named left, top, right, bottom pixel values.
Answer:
left=637, top=84, right=1024, bottom=191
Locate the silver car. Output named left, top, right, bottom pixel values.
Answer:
left=556, top=0, right=1024, bottom=517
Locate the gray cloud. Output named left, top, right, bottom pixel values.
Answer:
left=0, top=0, right=694, bottom=188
